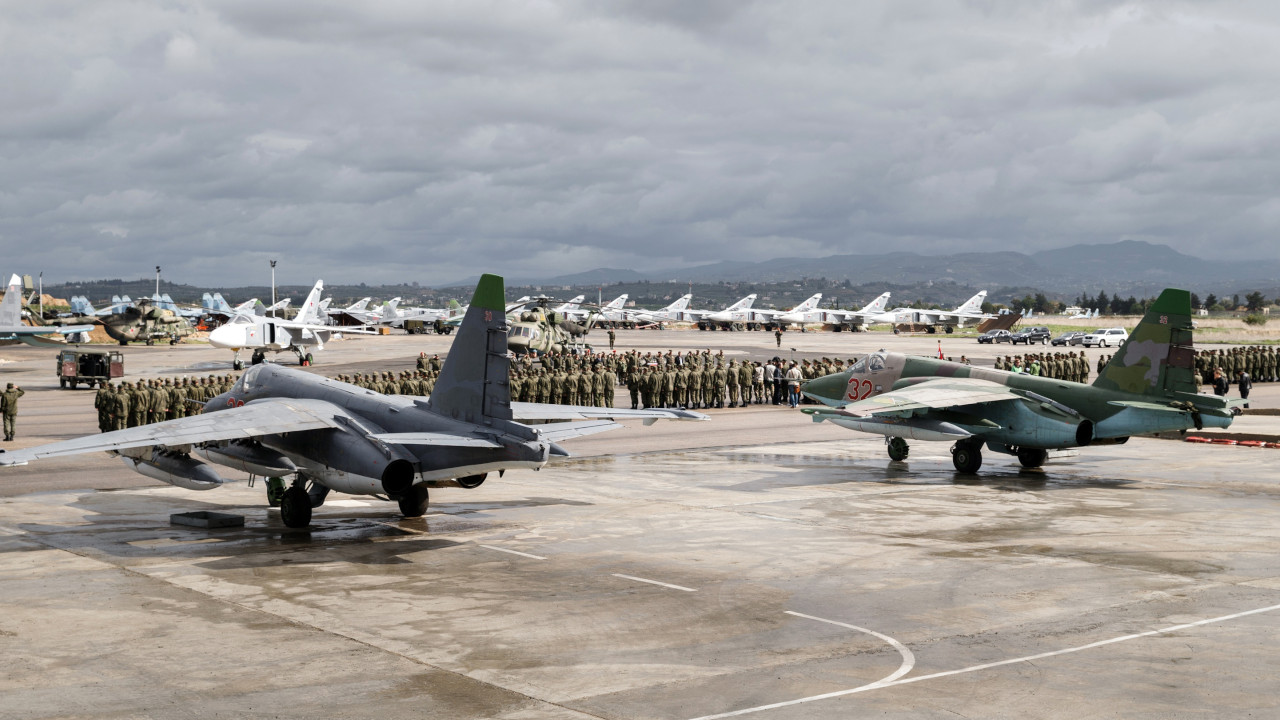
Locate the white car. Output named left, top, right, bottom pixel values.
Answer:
left=1082, top=327, right=1128, bottom=347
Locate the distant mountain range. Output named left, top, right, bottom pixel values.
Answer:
left=448, top=241, right=1280, bottom=297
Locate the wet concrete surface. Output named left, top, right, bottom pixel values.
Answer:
left=2, top=332, right=1280, bottom=718
left=3, top=437, right=1280, bottom=719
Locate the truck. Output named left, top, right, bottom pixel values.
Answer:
left=57, top=348, right=124, bottom=389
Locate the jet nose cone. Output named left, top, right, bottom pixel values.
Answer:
left=801, top=371, right=851, bottom=405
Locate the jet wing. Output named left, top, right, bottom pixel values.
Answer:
left=511, top=403, right=709, bottom=425
left=838, top=377, right=1023, bottom=417
left=0, top=398, right=342, bottom=466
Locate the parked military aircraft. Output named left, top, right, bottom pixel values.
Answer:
left=100, top=298, right=196, bottom=345
left=778, top=292, right=892, bottom=331
left=0, top=274, right=706, bottom=528
left=887, top=291, right=990, bottom=333
left=209, top=279, right=367, bottom=368
left=800, top=288, right=1239, bottom=473
left=631, top=294, right=696, bottom=326
left=506, top=297, right=596, bottom=355
left=0, top=275, right=92, bottom=347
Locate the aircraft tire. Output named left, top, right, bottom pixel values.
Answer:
left=887, top=437, right=909, bottom=461
left=233, top=359, right=243, bottom=371
left=305, top=353, right=314, bottom=364
left=280, top=486, right=312, bottom=528
left=952, top=442, right=982, bottom=473
left=398, top=484, right=430, bottom=518
left=1017, top=448, right=1048, bottom=468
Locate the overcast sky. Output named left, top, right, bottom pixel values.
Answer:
left=4, top=1, right=1280, bottom=287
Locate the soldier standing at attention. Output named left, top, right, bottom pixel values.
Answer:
left=607, top=328, right=615, bottom=350
left=774, top=328, right=783, bottom=348
left=95, top=382, right=112, bottom=432
left=1, top=382, right=24, bottom=441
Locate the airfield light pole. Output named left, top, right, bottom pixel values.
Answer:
left=155, top=266, right=161, bottom=297
left=38, top=272, right=42, bottom=318
left=270, top=260, right=277, bottom=318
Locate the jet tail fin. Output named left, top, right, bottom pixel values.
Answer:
left=667, top=294, right=692, bottom=311
left=427, top=274, right=511, bottom=424
left=956, top=291, right=986, bottom=315
left=1092, top=288, right=1197, bottom=397
left=297, top=280, right=324, bottom=324
left=861, top=292, right=890, bottom=314
left=0, top=274, right=22, bottom=326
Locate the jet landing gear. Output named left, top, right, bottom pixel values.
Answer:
left=951, top=439, right=983, bottom=473
left=280, top=483, right=312, bottom=528
left=886, top=437, right=909, bottom=461
left=398, top=483, right=430, bottom=518
left=1016, top=448, right=1048, bottom=468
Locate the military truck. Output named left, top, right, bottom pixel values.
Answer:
left=56, top=348, right=124, bottom=389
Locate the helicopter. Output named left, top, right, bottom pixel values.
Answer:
left=101, top=298, right=196, bottom=345
left=505, top=296, right=598, bottom=356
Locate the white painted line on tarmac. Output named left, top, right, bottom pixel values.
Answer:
left=688, top=612, right=915, bottom=720
left=612, top=573, right=696, bottom=592
left=688, top=602, right=1280, bottom=720
left=479, top=544, right=547, bottom=560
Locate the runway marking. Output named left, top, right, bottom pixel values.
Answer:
left=479, top=544, right=547, bottom=560
left=688, top=601, right=1280, bottom=719
left=688, top=612, right=915, bottom=720
left=612, top=574, right=696, bottom=592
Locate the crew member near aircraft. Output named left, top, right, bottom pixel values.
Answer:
left=1, top=382, right=24, bottom=441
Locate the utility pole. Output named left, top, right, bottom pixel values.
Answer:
left=155, top=266, right=160, bottom=297
left=270, top=260, right=277, bottom=318
left=38, top=272, right=43, bottom=318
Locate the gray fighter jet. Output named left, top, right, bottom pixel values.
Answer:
left=0, top=273, right=707, bottom=527
left=0, top=273, right=93, bottom=346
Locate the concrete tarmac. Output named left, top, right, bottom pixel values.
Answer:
left=2, top=330, right=1279, bottom=718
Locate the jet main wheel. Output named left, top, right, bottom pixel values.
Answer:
left=887, top=437, right=909, bottom=461
left=952, top=441, right=983, bottom=473
left=1017, top=448, right=1048, bottom=468
left=232, top=359, right=244, bottom=370
left=280, top=486, right=312, bottom=528
left=397, top=484, right=430, bottom=518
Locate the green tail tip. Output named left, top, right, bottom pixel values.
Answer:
left=472, top=274, right=506, bottom=312
left=1148, top=288, right=1191, bottom=316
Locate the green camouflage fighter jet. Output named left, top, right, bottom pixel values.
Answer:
left=800, top=288, right=1242, bottom=473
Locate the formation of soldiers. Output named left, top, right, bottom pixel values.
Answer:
left=74, top=345, right=1277, bottom=435
left=509, top=349, right=860, bottom=410
left=1196, top=347, right=1278, bottom=385
left=993, top=351, right=1095, bottom=382
left=94, top=375, right=239, bottom=432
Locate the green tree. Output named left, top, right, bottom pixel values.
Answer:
left=1095, top=290, right=1109, bottom=315
left=1246, top=291, right=1267, bottom=312
left=1190, top=292, right=1201, bottom=310
left=1205, top=293, right=1218, bottom=311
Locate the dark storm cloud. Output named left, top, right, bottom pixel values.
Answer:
left=3, top=1, right=1279, bottom=287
